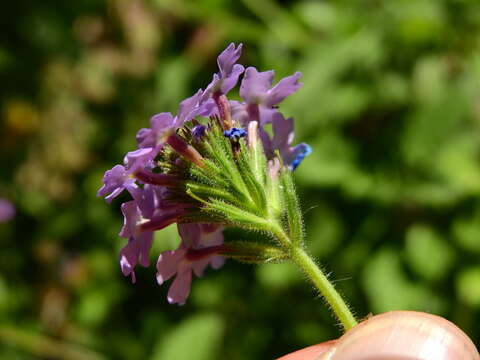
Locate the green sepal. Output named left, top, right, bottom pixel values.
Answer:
left=205, top=199, right=271, bottom=232
left=222, top=241, right=288, bottom=264
left=279, top=169, right=304, bottom=245
left=247, top=134, right=267, bottom=186
left=266, top=171, right=281, bottom=219
left=185, top=182, right=240, bottom=207
left=235, top=142, right=268, bottom=216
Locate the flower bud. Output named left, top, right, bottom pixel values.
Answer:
left=166, top=133, right=205, bottom=167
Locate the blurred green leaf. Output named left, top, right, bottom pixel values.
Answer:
left=256, top=263, right=300, bottom=290
left=452, top=208, right=480, bottom=254
left=405, top=224, right=455, bottom=281
left=456, top=266, right=480, bottom=308
left=362, top=248, right=446, bottom=313
left=150, top=313, right=224, bottom=360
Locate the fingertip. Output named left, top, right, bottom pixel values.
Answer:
left=276, top=340, right=337, bottom=360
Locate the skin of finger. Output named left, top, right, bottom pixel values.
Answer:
left=329, top=311, right=480, bottom=360
left=276, top=340, right=337, bottom=360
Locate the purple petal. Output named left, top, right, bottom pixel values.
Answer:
left=203, top=43, right=244, bottom=97
left=217, top=43, right=243, bottom=77
left=0, top=199, right=15, bottom=223
left=136, top=128, right=151, bottom=148
left=259, top=126, right=274, bottom=157
left=220, top=64, right=244, bottom=95
left=178, top=223, right=202, bottom=248
left=272, top=113, right=294, bottom=151
left=137, top=112, right=175, bottom=148
left=156, top=248, right=185, bottom=284
left=120, top=254, right=136, bottom=283
left=230, top=101, right=276, bottom=127
left=240, top=67, right=274, bottom=104
left=119, top=231, right=154, bottom=280
left=167, top=269, right=192, bottom=305
left=137, top=232, right=154, bottom=267
left=196, top=98, right=218, bottom=118
left=175, top=90, right=204, bottom=126
left=230, top=100, right=249, bottom=126
left=264, top=71, right=302, bottom=107
left=258, top=107, right=278, bottom=125
left=123, top=147, right=158, bottom=174
left=198, top=224, right=224, bottom=247
left=97, top=165, right=138, bottom=203
left=191, top=258, right=210, bottom=277
left=119, top=201, right=140, bottom=238
left=137, top=184, right=156, bottom=219
left=210, top=256, right=225, bottom=270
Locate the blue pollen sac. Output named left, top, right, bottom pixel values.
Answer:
left=290, top=144, right=312, bottom=170
left=192, top=125, right=207, bottom=140
left=223, top=127, right=247, bottom=141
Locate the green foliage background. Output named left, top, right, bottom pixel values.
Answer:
left=1, top=0, right=480, bottom=358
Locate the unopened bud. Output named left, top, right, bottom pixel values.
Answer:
left=213, top=93, right=233, bottom=130
left=248, top=121, right=258, bottom=149
left=167, top=133, right=205, bottom=168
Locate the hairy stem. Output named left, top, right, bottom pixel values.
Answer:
left=290, top=246, right=357, bottom=331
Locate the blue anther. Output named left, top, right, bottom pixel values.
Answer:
left=223, top=127, right=247, bottom=141
left=192, top=125, right=207, bottom=140
left=290, top=143, right=312, bottom=170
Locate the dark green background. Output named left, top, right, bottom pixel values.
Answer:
left=1, top=0, right=479, bottom=358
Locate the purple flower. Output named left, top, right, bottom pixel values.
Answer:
left=137, top=186, right=195, bottom=233
left=99, top=43, right=310, bottom=297
left=156, top=223, right=224, bottom=305
left=261, top=112, right=312, bottom=169
left=123, top=147, right=158, bottom=174
left=97, top=165, right=140, bottom=203
left=136, top=90, right=209, bottom=149
left=136, top=112, right=176, bottom=149
left=203, top=43, right=244, bottom=98
left=230, top=100, right=278, bottom=127
left=0, top=199, right=15, bottom=223
left=118, top=201, right=155, bottom=283
left=240, top=67, right=302, bottom=107
left=119, top=232, right=154, bottom=283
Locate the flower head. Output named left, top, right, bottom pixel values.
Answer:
left=98, top=43, right=310, bottom=304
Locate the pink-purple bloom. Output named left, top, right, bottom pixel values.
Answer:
left=239, top=67, right=302, bottom=107
left=136, top=90, right=212, bottom=150
left=156, top=223, right=224, bottom=305
left=98, top=43, right=310, bottom=304
left=0, top=198, right=15, bottom=223
left=97, top=165, right=140, bottom=203
left=203, top=43, right=245, bottom=98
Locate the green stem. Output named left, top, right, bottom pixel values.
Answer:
left=290, top=246, right=357, bottom=331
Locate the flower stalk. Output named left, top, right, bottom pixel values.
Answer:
left=290, top=246, right=357, bottom=331
left=186, top=121, right=357, bottom=331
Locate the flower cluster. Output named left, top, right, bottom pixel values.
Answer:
left=98, top=43, right=310, bottom=304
